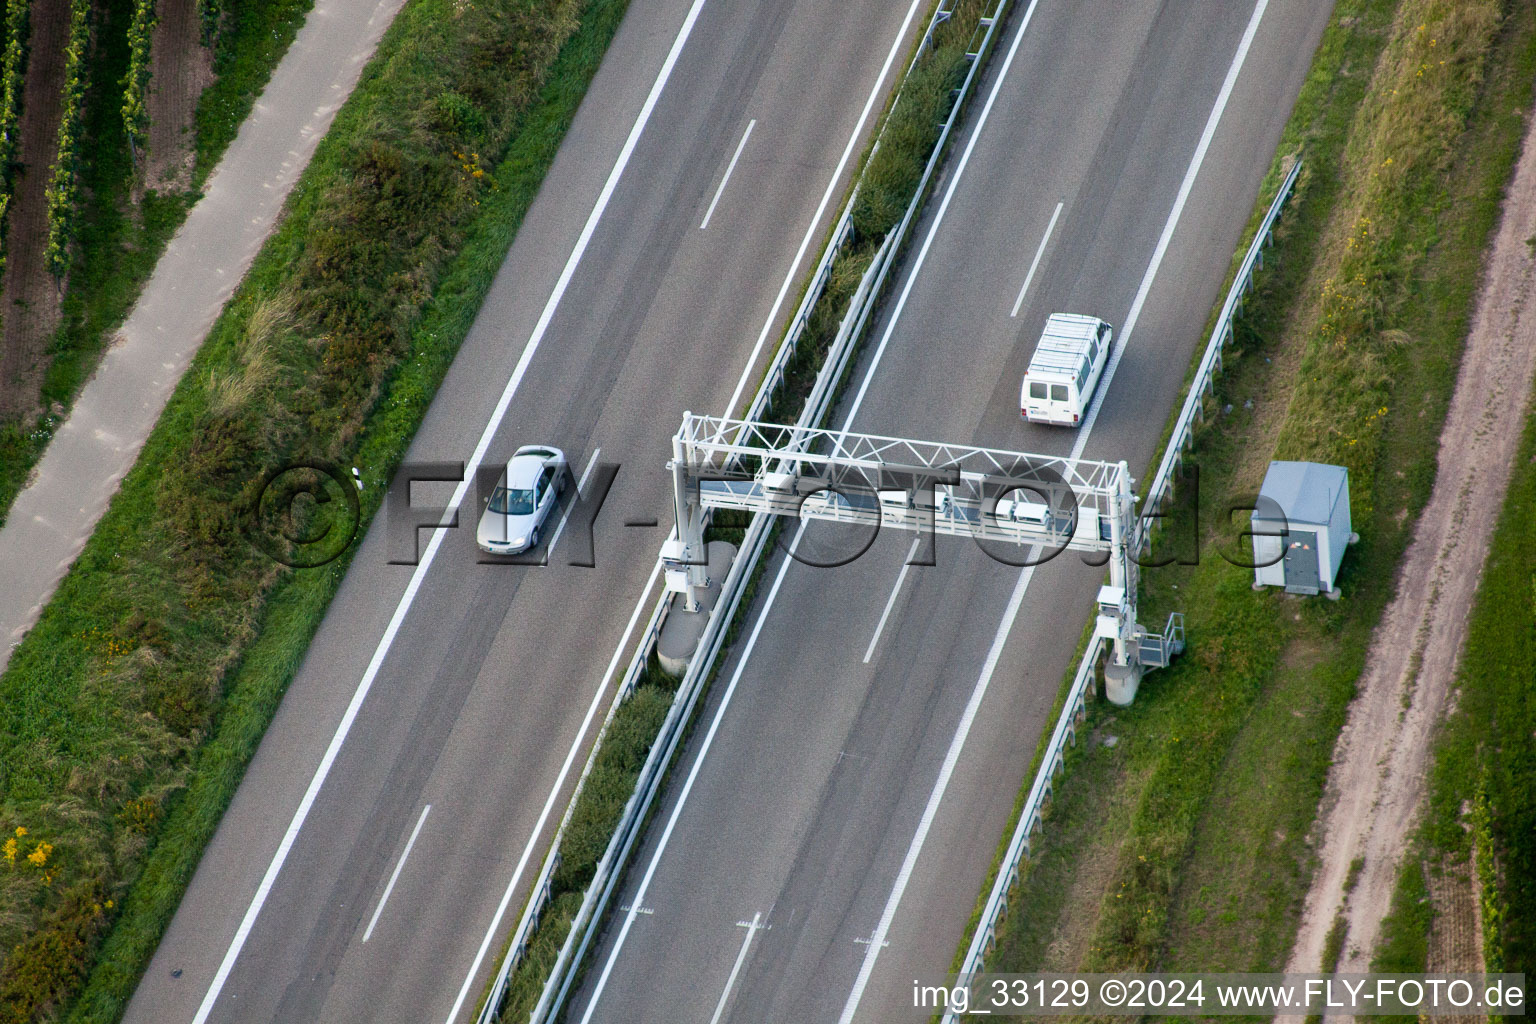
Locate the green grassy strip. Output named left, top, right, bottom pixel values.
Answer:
left=61, top=0, right=633, bottom=1015
left=1271, top=0, right=1503, bottom=515
left=485, top=661, right=678, bottom=1022
left=759, top=0, right=985, bottom=421
left=976, top=0, right=1399, bottom=979
left=978, top=0, right=1535, bottom=986
left=0, top=0, right=629, bottom=1020
left=1370, top=857, right=1433, bottom=1024
left=0, top=0, right=315, bottom=530
left=1150, top=0, right=1535, bottom=979
left=1413, top=396, right=1536, bottom=974
left=1347, top=0, right=1536, bottom=982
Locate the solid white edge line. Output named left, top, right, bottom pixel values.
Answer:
left=835, top=555, right=1038, bottom=1024
left=700, top=119, right=756, bottom=230
left=1074, top=0, right=1271, bottom=455
left=469, top=0, right=934, bottom=1013
left=362, top=804, right=432, bottom=943
left=721, top=0, right=928, bottom=418
left=837, top=2, right=1272, bottom=1019
left=863, top=537, right=921, bottom=663
left=577, top=1, right=1047, bottom=1015
left=190, top=0, right=713, bottom=1019
left=842, top=0, right=1045, bottom=423
left=708, top=912, right=762, bottom=1024
left=1010, top=200, right=1062, bottom=318
left=575, top=520, right=809, bottom=1024
left=544, top=448, right=602, bottom=560
left=442, top=558, right=664, bottom=1024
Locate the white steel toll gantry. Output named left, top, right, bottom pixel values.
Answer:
left=662, top=413, right=1183, bottom=704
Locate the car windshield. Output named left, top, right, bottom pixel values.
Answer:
left=488, top=486, right=535, bottom=515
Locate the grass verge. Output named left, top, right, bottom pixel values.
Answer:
left=972, top=0, right=1534, bottom=990
left=0, top=0, right=314, bottom=529
left=0, top=0, right=631, bottom=1020
left=1410, top=390, right=1536, bottom=975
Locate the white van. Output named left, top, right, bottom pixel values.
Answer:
left=1020, top=313, right=1113, bottom=426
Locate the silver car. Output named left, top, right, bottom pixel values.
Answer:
left=476, top=445, right=568, bottom=554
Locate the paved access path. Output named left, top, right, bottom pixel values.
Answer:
left=0, top=0, right=407, bottom=671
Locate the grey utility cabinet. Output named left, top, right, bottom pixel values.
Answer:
left=1251, top=461, right=1353, bottom=597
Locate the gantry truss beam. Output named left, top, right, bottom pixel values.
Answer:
left=672, top=414, right=1136, bottom=553
left=664, top=413, right=1182, bottom=695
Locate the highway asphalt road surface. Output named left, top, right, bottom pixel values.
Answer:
left=567, top=1, right=1334, bottom=1022
left=122, top=0, right=930, bottom=1021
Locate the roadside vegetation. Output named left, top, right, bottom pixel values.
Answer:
left=1406, top=396, right=1536, bottom=976
left=970, top=0, right=1533, bottom=988
left=41, top=0, right=89, bottom=279
left=0, top=0, right=27, bottom=272
left=0, top=0, right=313, bottom=526
left=0, top=0, right=633, bottom=1019
left=485, top=657, right=679, bottom=1021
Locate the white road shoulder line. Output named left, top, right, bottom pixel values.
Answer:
left=1010, top=201, right=1062, bottom=318
left=576, top=1, right=1041, bottom=1016
left=834, top=554, right=1037, bottom=1024
left=575, top=519, right=809, bottom=1024
left=362, top=804, right=431, bottom=943
left=842, top=0, right=1044, bottom=421
left=442, top=560, right=662, bottom=1024
left=700, top=119, right=755, bottom=230
left=836, top=3, right=1271, bottom=1020
left=189, top=0, right=713, bottom=1019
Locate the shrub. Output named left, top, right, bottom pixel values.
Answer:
left=0, top=884, right=106, bottom=1024
left=550, top=685, right=673, bottom=894
left=0, top=0, right=613, bottom=1018
left=850, top=48, right=965, bottom=241
left=121, top=0, right=156, bottom=161
left=43, top=0, right=92, bottom=280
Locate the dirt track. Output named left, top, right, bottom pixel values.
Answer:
left=1286, top=107, right=1536, bottom=982
left=145, top=0, right=212, bottom=190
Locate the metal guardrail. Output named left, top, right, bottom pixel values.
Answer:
left=475, top=1, right=1012, bottom=1020
left=470, top=2, right=1019, bottom=1024
left=948, top=631, right=1103, bottom=1005
left=742, top=204, right=855, bottom=425
left=943, top=157, right=1303, bottom=1020
left=1134, top=157, right=1303, bottom=552
left=472, top=587, right=672, bottom=1022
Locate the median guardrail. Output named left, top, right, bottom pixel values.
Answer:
left=944, top=156, right=1303, bottom=1021
left=474, top=0, right=1014, bottom=1020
